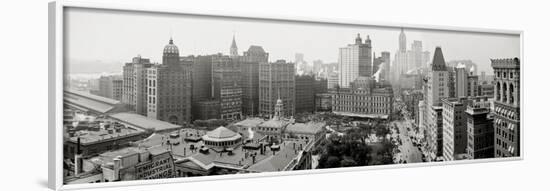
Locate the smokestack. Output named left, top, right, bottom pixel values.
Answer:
left=76, top=137, right=81, bottom=155
left=113, top=156, right=121, bottom=181
left=74, top=137, right=83, bottom=176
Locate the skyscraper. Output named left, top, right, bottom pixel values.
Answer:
left=146, top=38, right=192, bottom=125
left=295, top=74, right=315, bottom=114
left=442, top=97, right=470, bottom=161
left=212, top=54, right=242, bottom=120
left=492, top=58, right=520, bottom=157
left=122, top=55, right=153, bottom=115
left=466, top=96, right=494, bottom=159
left=392, top=29, right=430, bottom=83
left=381, top=51, right=391, bottom=82
left=190, top=55, right=213, bottom=120
left=399, top=28, right=406, bottom=52
left=259, top=60, right=295, bottom=118
left=422, top=47, right=450, bottom=160
left=338, top=34, right=372, bottom=88
left=96, top=75, right=123, bottom=101
left=241, top=45, right=269, bottom=116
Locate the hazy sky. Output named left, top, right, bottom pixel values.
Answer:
left=65, top=7, right=520, bottom=74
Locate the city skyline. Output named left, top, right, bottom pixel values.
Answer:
left=61, top=6, right=522, bottom=185
left=65, top=7, right=519, bottom=75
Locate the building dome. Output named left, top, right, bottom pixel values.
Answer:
left=163, top=38, right=179, bottom=55
left=202, top=126, right=242, bottom=148
left=205, top=126, right=238, bottom=139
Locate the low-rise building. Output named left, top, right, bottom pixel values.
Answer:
left=331, top=77, right=393, bottom=119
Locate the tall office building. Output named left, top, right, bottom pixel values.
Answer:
left=466, top=96, right=494, bottom=159
left=190, top=55, right=213, bottom=120
left=295, top=74, right=315, bottom=114
left=328, top=73, right=339, bottom=89
left=442, top=97, right=470, bottom=161
left=212, top=54, right=243, bottom=120
left=338, top=34, right=372, bottom=88
left=122, top=55, right=153, bottom=115
left=492, top=58, right=520, bottom=157
left=241, top=46, right=269, bottom=116
left=411, top=40, right=424, bottom=69
left=96, top=75, right=123, bottom=101
left=381, top=51, right=391, bottom=82
left=422, top=47, right=450, bottom=160
left=454, top=66, right=468, bottom=98
left=392, top=29, right=430, bottom=83
left=146, top=38, right=192, bottom=125
left=259, top=60, right=295, bottom=118
left=467, top=75, right=479, bottom=97
left=399, top=28, right=406, bottom=52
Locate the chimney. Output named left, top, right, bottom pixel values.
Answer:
left=76, top=137, right=81, bottom=155
left=113, top=156, right=121, bottom=181
left=74, top=154, right=82, bottom=176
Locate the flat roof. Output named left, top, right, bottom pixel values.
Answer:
left=66, top=89, right=121, bottom=105
left=68, top=126, right=145, bottom=145
left=333, top=112, right=389, bottom=119
left=233, top=118, right=265, bottom=128
left=285, top=122, right=326, bottom=135
left=247, top=140, right=308, bottom=172
left=64, top=89, right=125, bottom=114
left=109, top=112, right=182, bottom=132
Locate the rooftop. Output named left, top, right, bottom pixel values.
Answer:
left=332, top=112, right=389, bottom=119
left=64, top=89, right=126, bottom=114
left=109, top=112, right=181, bottom=132
left=285, top=122, right=326, bottom=135
left=205, top=126, right=239, bottom=139
left=259, top=118, right=289, bottom=129
left=67, top=124, right=145, bottom=145
left=233, top=118, right=265, bottom=128
left=129, top=127, right=308, bottom=173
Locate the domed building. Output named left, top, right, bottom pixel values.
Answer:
left=202, top=126, right=242, bottom=148
left=162, top=38, right=180, bottom=66
left=145, top=38, right=192, bottom=125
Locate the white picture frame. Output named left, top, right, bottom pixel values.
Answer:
left=48, top=1, right=524, bottom=190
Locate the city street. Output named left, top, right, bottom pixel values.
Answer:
left=392, top=120, right=423, bottom=163
left=391, top=97, right=423, bottom=164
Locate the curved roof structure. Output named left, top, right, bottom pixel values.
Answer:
left=163, top=38, right=179, bottom=54
left=202, top=126, right=242, bottom=142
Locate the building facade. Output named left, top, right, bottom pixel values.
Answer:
left=122, top=56, right=153, bottom=115
left=190, top=55, right=214, bottom=120
left=338, top=34, right=372, bottom=88
left=422, top=47, right=450, bottom=160
left=442, top=97, right=470, bottom=161
left=402, top=90, right=423, bottom=125
left=212, top=54, right=243, bottom=120
left=146, top=38, right=192, bottom=125
left=259, top=60, right=296, bottom=118
left=332, top=77, right=393, bottom=117
left=466, top=96, right=494, bottom=159
left=96, top=75, right=123, bottom=101
left=492, top=58, right=520, bottom=157
left=241, top=45, right=269, bottom=116
left=295, top=74, right=315, bottom=114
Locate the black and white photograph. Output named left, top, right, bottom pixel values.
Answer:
left=9, top=0, right=550, bottom=191
left=59, top=5, right=521, bottom=185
